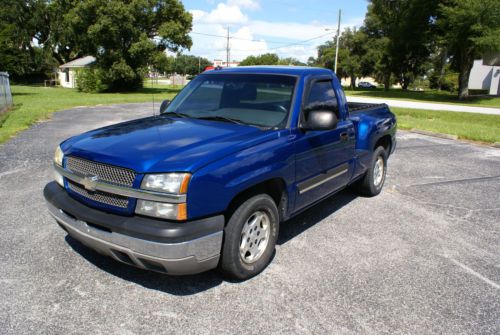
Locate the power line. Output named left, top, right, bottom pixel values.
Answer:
left=191, top=31, right=310, bottom=46
left=230, top=31, right=333, bottom=52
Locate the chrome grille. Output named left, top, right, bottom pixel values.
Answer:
left=68, top=180, right=129, bottom=208
left=66, top=156, right=136, bottom=187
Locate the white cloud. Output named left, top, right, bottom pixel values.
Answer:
left=187, top=2, right=364, bottom=63
left=191, top=3, right=248, bottom=25
left=227, top=0, right=260, bottom=10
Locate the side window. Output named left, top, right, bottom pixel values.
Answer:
left=305, top=80, right=338, bottom=110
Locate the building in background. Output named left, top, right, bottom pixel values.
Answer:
left=213, top=59, right=240, bottom=68
left=58, top=56, right=96, bottom=88
left=468, top=54, right=500, bottom=96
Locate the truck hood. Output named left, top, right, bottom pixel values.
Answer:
left=61, top=116, right=272, bottom=173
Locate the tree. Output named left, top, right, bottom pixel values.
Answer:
left=438, top=0, right=500, bottom=99
left=364, top=0, right=441, bottom=90
left=314, top=28, right=371, bottom=89
left=0, top=0, right=57, bottom=81
left=278, top=57, right=306, bottom=66
left=240, top=53, right=280, bottom=66
left=171, top=54, right=211, bottom=76
left=62, top=0, right=193, bottom=91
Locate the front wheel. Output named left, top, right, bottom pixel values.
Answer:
left=356, top=146, right=387, bottom=197
left=220, top=194, right=279, bottom=280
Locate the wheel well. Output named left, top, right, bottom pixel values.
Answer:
left=375, top=135, right=392, bottom=154
left=225, top=178, right=288, bottom=224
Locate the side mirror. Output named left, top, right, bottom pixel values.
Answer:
left=159, top=99, right=170, bottom=114
left=301, top=109, right=338, bottom=131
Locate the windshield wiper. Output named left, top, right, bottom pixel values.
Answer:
left=196, top=115, right=245, bottom=125
left=162, top=111, right=191, bottom=118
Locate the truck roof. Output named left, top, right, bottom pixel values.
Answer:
left=204, top=65, right=334, bottom=77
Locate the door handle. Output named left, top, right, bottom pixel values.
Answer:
left=340, top=132, right=349, bottom=142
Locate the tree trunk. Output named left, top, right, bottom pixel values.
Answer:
left=437, top=48, right=447, bottom=91
left=350, top=75, right=356, bottom=90
left=458, top=57, right=473, bottom=100
left=383, top=74, right=390, bottom=91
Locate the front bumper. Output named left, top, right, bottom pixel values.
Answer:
left=44, top=182, right=224, bottom=275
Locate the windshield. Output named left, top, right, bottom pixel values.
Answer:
left=165, top=73, right=297, bottom=128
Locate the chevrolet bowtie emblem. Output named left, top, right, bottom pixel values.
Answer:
left=82, top=175, right=99, bottom=192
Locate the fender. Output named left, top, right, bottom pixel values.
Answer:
left=187, top=131, right=296, bottom=220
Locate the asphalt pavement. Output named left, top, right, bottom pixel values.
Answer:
left=1, top=103, right=499, bottom=334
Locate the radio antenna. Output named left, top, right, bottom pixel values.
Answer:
left=151, top=70, right=155, bottom=117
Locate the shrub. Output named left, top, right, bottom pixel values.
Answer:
left=75, top=68, right=107, bottom=93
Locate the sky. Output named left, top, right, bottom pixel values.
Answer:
left=181, top=0, right=369, bottom=63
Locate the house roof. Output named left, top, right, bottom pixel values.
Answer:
left=60, top=56, right=96, bottom=69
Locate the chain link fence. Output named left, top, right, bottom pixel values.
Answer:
left=0, top=72, right=13, bottom=113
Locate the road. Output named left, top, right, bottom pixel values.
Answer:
left=1, top=103, right=499, bottom=334
left=347, top=96, right=500, bottom=115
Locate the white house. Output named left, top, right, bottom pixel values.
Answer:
left=468, top=56, right=500, bottom=96
left=58, top=56, right=96, bottom=88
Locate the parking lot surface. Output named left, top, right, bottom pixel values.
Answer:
left=1, top=103, right=499, bottom=334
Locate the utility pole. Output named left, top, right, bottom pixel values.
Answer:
left=226, top=27, right=230, bottom=67
left=334, top=9, right=341, bottom=74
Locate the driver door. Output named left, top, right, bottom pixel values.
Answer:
left=294, top=78, right=355, bottom=211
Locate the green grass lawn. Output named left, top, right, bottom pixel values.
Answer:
left=344, top=87, right=500, bottom=108
left=1, top=85, right=499, bottom=145
left=0, top=85, right=181, bottom=143
left=392, top=107, right=500, bottom=143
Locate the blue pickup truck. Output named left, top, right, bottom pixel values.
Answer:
left=44, top=66, right=396, bottom=280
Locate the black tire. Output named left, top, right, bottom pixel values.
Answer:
left=220, top=194, right=279, bottom=280
left=356, top=146, right=387, bottom=197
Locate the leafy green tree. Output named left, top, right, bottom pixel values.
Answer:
left=306, top=56, right=317, bottom=66
left=0, top=0, right=57, bottom=81
left=171, top=54, right=211, bottom=76
left=364, top=0, right=441, bottom=90
left=240, top=53, right=280, bottom=66
left=62, top=0, right=193, bottom=91
left=314, top=28, right=371, bottom=89
left=438, top=0, right=500, bottom=99
left=277, top=57, right=306, bottom=66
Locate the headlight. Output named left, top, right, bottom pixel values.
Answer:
left=136, top=200, right=187, bottom=220
left=54, top=146, right=64, bottom=166
left=141, top=173, right=191, bottom=194
left=54, top=146, right=64, bottom=187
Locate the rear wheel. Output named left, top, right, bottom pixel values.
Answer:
left=220, top=194, right=279, bottom=280
left=356, top=146, right=387, bottom=197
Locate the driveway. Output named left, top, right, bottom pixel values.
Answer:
left=347, top=96, right=500, bottom=115
left=1, top=103, right=499, bottom=334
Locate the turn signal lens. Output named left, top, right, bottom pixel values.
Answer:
left=135, top=200, right=187, bottom=221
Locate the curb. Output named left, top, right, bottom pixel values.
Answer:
left=410, top=129, right=458, bottom=141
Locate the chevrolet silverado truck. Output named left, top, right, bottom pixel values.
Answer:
left=44, top=66, right=396, bottom=280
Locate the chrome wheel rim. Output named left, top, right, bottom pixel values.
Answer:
left=373, top=156, right=384, bottom=187
left=240, top=211, right=271, bottom=264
